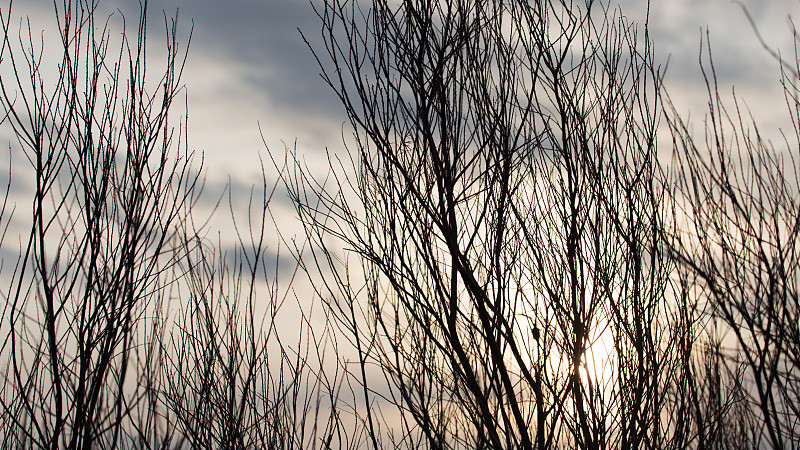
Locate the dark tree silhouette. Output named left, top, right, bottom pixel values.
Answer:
left=2, top=0, right=799, bottom=448
left=0, top=1, right=342, bottom=449
left=666, top=33, right=800, bottom=449
left=160, top=165, right=346, bottom=449
left=0, top=0, right=196, bottom=447
left=289, top=0, right=696, bottom=448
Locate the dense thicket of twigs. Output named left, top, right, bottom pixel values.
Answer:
left=0, top=0, right=798, bottom=449
left=291, top=0, right=682, bottom=448
left=664, top=36, right=800, bottom=448
left=0, top=1, right=339, bottom=449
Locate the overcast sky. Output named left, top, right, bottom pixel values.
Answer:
left=5, top=0, right=800, bottom=245
left=178, top=0, right=800, bottom=177
left=0, top=0, right=796, bottom=352
left=153, top=0, right=800, bottom=177
left=14, top=0, right=798, bottom=177
left=7, top=0, right=800, bottom=181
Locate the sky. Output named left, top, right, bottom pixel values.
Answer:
left=14, top=0, right=800, bottom=185
left=3, top=0, right=800, bottom=262
left=0, top=0, right=799, bottom=415
left=149, top=0, right=800, bottom=177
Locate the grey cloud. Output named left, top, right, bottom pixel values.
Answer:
left=11, top=0, right=800, bottom=170
left=17, top=0, right=800, bottom=122
left=619, top=0, right=800, bottom=85
left=136, top=0, right=344, bottom=126
left=220, top=241, right=299, bottom=284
